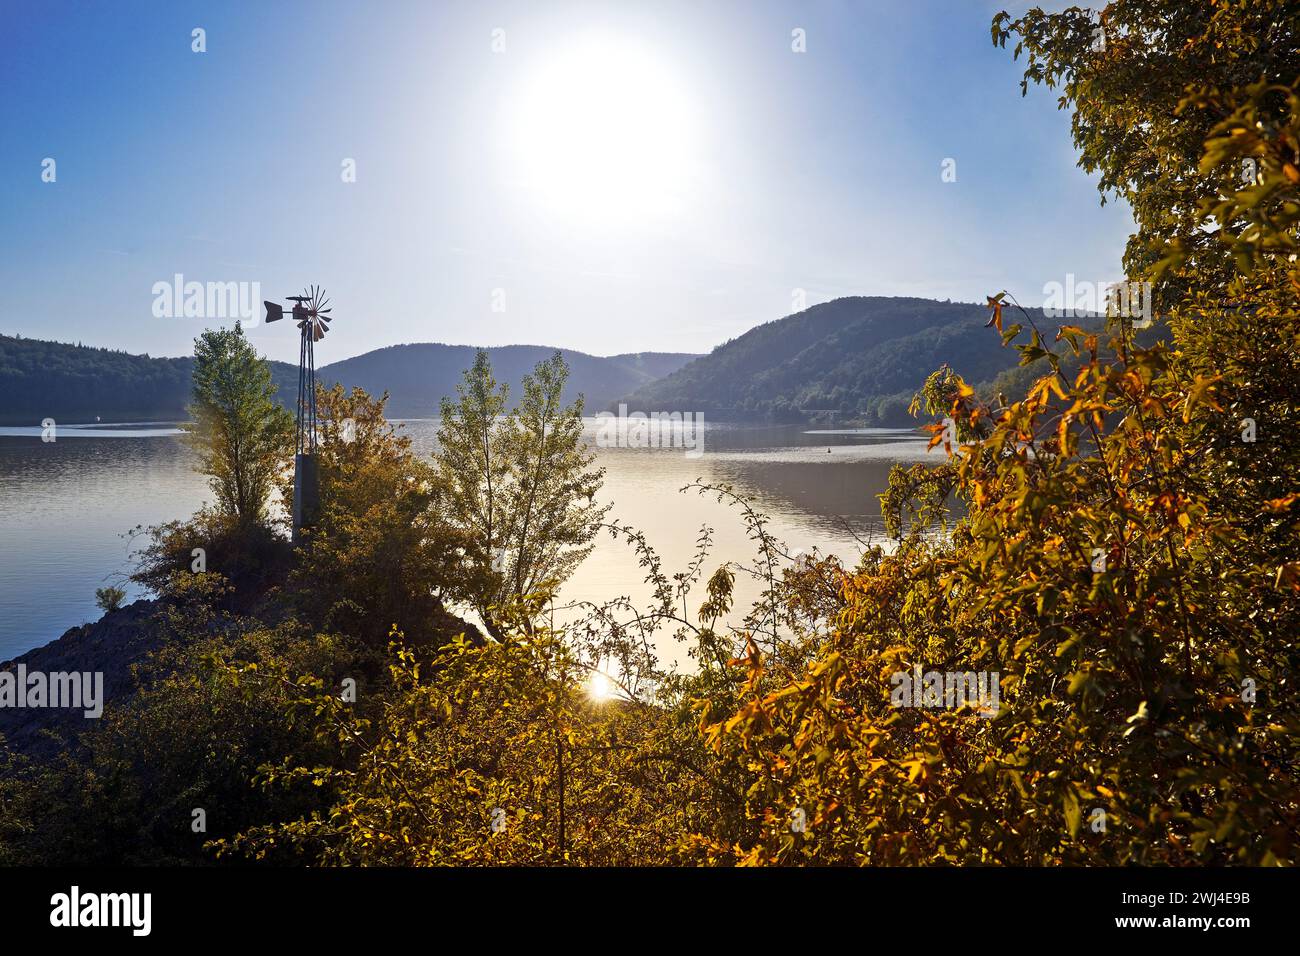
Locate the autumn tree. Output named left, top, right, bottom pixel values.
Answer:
left=287, top=385, right=469, bottom=648
left=683, top=2, right=1300, bottom=866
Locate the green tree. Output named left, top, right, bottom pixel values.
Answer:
left=992, top=0, right=1300, bottom=305
left=186, top=325, right=293, bottom=527
left=94, top=586, right=126, bottom=612
left=434, top=349, right=510, bottom=621
left=498, top=352, right=609, bottom=625
left=435, top=350, right=608, bottom=636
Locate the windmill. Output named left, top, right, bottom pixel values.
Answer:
left=264, top=285, right=334, bottom=540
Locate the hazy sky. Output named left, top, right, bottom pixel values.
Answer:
left=0, top=0, right=1133, bottom=364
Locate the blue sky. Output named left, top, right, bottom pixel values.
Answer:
left=0, top=0, right=1132, bottom=364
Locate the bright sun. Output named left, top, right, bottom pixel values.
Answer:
left=507, top=35, right=697, bottom=226
left=588, top=668, right=615, bottom=702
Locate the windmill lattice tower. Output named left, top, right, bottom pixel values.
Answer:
left=263, top=286, right=334, bottom=539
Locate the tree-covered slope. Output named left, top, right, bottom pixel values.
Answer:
left=0, top=333, right=298, bottom=425
left=615, top=296, right=1069, bottom=425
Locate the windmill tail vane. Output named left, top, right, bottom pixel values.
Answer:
left=263, top=285, right=336, bottom=537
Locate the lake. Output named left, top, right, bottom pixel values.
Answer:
left=0, top=420, right=934, bottom=667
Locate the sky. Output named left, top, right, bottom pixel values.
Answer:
left=0, top=0, right=1134, bottom=365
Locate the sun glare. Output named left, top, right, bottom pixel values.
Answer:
left=506, top=35, right=698, bottom=226
left=588, top=669, right=614, bottom=702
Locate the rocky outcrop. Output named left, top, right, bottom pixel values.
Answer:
left=0, top=600, right=164, bottom=758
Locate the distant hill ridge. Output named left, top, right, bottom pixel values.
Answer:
left=614, top=295, right=1072, bottom=426
left=0, top=333, right=697, bottom=425
left=317, top=344, right=698, bottom=418
left=1, top=297, right=1089, bottom=427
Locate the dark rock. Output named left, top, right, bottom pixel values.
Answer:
left=0, top=600, right=164, bottom=759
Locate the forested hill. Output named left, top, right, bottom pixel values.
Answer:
left=2, top=298, right=1090, bottom=427
left=0, top=334, right=298, bottom=425
left=0, top=333, right=697, bottom=424
left=614, top=296, right=1071, bottom=426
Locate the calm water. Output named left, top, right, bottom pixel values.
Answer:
left=0, top=420, right=933, bottom=666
